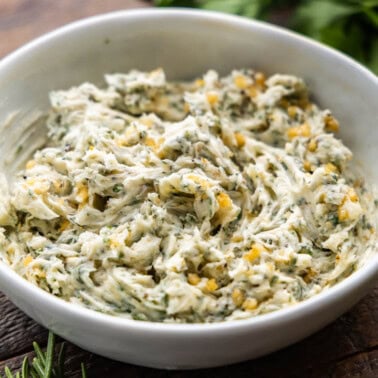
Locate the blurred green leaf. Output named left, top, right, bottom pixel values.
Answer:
left=293, top=1, right=359, bottom=35
left=200, top=0, right=247, bottom=14
left=361, top=6, right=378, bottom=26
left=292, top=0, right=377, bottom=73
left=359, top=0, right=378, bottom=7
left=154, top=0, right=198, bottom=6
left=321, top=20, right=365, bottom=62
left=155, top=0, right=294, bottom=19
left=154, top=0, right=378, bottom=74
left=199, top=0, right=273, bottom=19
left=241, top=2, right=262, bottom=18
left=369, top=38, right=378, bottom=73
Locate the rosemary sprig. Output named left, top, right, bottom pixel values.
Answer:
left=1, top=332, right=87, bottom=378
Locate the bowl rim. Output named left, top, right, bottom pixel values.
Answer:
left=0, top=8, right=377, bottom=333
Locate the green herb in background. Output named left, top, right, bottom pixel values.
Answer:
left=154, top=0, right=378, bottom=74
left=1, top=332, right=87, bottom=378
left=293, top=1, right=378, bottom=73
left=155, top=0, right=296, bottom=18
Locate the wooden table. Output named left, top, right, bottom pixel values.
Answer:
left=0, top=1, right=377, bottom=377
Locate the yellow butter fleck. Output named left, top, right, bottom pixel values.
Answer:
left=77, top=183, right=89, bottom=203
left=26, top=178, right=36, bottom=186
left=36, top=269, right=46, bottom=278
left=234, top=132, right=246, bottom=147
left=234, top=75, right=248, bottom=89
left=140, top=117, right=154, bottom=128
left=255, top=72, right=266, bottom=87
left=287, top=122, right=311, bottom=140
left=59, top=219, right=70, bottom=232
left=303, top=160, right=312, bottom=172
left=242, top=298, right=258, bottom=311
left=206, top=278, right=218, bottom=292
left=23, top=255, right=33, bottom=267
left=188, top=273, right=201, bottom=285
left=7, top=245, right=15, bottom=255
left=34, top=187, right=46, bottom=195
left=110, top=239, right=121, bottom=249
left=287, top=106, right=298, bottom=118
left=347, top=188, right=358, bottom=202
left=231, top=234, right=243, bottom=243
left=308, top=139, right=317, bottom=152
left=232, top=288, right=245, bottom=307
left=324, top=163, right=338, bottom=174
left=217, top=192, right=232, bottom=209
left=324, top=115, right=339, bottom=132
left=206, top=92, right=219, bottom=106
left=244, top=243, right=265, bottom=262
left=187, top=174, right=211, bottom=189
left=247, top=86, right=259, bottom=98
left=338, top=207, right=349, bottom=222
left=145, top=137, right=157, bottom=148
left=25, top=160, right=36, bottom=170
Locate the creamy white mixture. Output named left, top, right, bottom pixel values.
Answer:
left=0, top=68, right=376, bottom=322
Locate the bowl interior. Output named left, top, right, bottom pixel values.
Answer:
left=0, top=9, right=377, bottom=280
left=0, top=10, right=377, bottom=185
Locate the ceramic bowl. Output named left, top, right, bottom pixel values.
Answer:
left=0, top=9, right=377, bottom=369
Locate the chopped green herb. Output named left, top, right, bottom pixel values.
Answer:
left=112, top=184, right=123, bottom=193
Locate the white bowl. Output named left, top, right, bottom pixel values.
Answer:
left=0, top=9, right=377, bottom=370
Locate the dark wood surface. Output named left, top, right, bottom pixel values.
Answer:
left=1, top=288, right=377, bottom=377
left=0, top=1, right=377, bottom=377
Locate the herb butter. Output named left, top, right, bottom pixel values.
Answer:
left=0, top=68, right=375, bottom=322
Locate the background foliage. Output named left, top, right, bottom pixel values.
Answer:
left=154, top=0, right=378, bottom=74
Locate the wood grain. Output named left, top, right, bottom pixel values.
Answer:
left=1, top=287, right=377, bottom=377
left=0, top=1, right=377, bottom=377
left=0, top=0, right=149, bottom=58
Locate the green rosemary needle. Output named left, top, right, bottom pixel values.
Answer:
left=1, top=332, right=87, bottom=378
